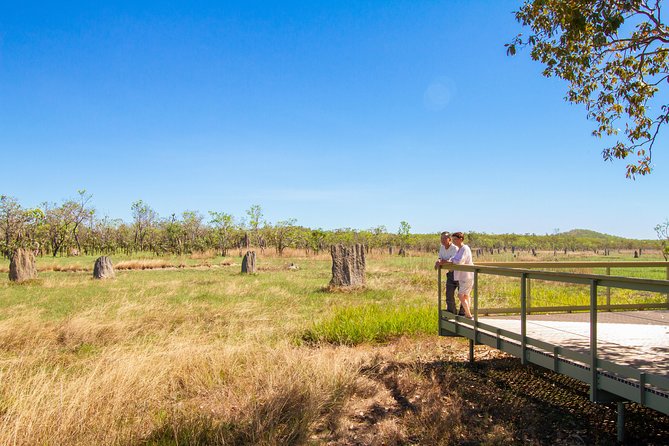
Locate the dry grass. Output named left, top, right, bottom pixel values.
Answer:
left=0, top=263, right=89, bottom=273
left=115, top=259, right=181, bottom=270
left=1, top=253, right=667, bottom=445
left=0, top=327, right=362, bottom=445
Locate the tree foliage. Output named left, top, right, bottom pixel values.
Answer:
left=655, top=218, right=669, bottom=260
left=0, top=193, right=660, bottom=259
left=507, top=0, right=669, bottom=177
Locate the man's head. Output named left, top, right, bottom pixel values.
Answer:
left=451, top=232, right=464, bottom=247
left=440, top=231, right=452, bottom=247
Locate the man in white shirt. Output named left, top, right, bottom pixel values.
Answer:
left=434, top=231, right=460, bottom=314
left=449, top=232, right=474, bottom=319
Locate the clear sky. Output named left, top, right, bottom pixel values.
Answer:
left=1, top=1, right=667, bottom=238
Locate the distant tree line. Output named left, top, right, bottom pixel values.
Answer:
left=0, top=193, right=661, bottom=259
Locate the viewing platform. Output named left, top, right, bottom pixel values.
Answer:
left=437, top=261, right=669, bottom=442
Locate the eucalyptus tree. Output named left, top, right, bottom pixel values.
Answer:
left=131, top=200, right=157, bottom=252
left=181, top=211, right=205, bottom=253
left=42, top=200, right=80, bottom=256
left=270, top=218, right=298, bottom=256
left=508, top=0, right=669, bottom=176
left=163, top=213, right=185, bottom=255
left=398, top=221, right=411, bottom=253
left=209, top=211, right=236, bottom=256
left=0, top=195, right=24, bottom=257
left=307, top=228, right=327, bottom=254
left=245, top=204, right=263, bottom=247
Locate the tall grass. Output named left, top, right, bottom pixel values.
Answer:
left=301, top=303, right=435, bottom=345
left=0, top=336, right=360, bottom=445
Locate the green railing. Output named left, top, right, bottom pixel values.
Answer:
left=437, top=262, right=669, bottom=440
left=460, top=261, right=669, bottom=314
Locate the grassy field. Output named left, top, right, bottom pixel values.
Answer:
left=0, top=251, right=667, bottom=445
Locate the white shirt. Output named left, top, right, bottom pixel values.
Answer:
left=439, top=243, right=458, bottom=261
left=451, top=244, right=474, bottom=282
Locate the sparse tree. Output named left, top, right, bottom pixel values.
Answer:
left=209, top=211, right=236, bottom=256
left=42, top=201, right=79, bottom=257
left=0, top=195, right=25, bottom=257
left=656, top=219, right=669, bottom=260
left=271, top=218, right=298, bottom=256
left=70, top=190, right=94, bottom=254
left=398, top=221, right=411, bottom=255
left=181, top=211, right=205, bottom=253
left=508, top=0, right=669, bottom=176
left=131, top=200, right=157, bottom=252
left=245, top=204, right=263, bottom=246
left=163, top=214, right=185, bottom=254
left=308, top=228, right=327, bottom=254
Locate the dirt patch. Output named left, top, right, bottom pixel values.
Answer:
left=316, top=338, right=669, bottom=445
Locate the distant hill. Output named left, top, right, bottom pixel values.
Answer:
left=559, top=229, right=623, bottom=240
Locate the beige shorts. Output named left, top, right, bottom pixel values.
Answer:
left=458, top=279, right=473, bottom=296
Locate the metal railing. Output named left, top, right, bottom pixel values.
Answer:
left=466, top=261, right=669, bottom=314
left=437, top=262, right=669, bottom=422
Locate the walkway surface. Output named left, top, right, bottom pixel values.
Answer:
left=480, top=310, right=669, bottom=376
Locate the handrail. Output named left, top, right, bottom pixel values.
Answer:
left=477, top=261, right=669, bottom=268
left=440, top=264, right=669, bottom=294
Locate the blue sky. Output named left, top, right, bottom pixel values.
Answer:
left=1, top=1, right=667, bottom=238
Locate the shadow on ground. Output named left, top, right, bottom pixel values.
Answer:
left=324, top=344, right=669, bottom=446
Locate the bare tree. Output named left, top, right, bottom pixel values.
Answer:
left=70, top=190, right=94, bottom=254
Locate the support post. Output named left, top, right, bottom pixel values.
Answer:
left=666, top=266, right=669, bottom=305
left=520, top=273, right=527, bottom=365
left=617, top=402, right=625, bottom=443
left=469, top=339, right=475, bottom=363
left=606, top=266, right=611, bottom=310
left=590, top=279, right=599, bottom=402
left=526, top=276, right=532, bottom=314
left=437, top=267, right=442, bottom=334
left=473, top=269, right=479, bottom=344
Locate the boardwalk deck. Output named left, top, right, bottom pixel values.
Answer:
left=481, top=310, right=669, bottom=377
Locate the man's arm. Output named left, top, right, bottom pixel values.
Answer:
left=450, top=247, right=464, bottom=264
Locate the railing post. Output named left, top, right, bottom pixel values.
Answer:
left=526, top=276, right=532, bottom=314
left=437, top=266, right=442, bottom=334
left=606, top=266, right=611, bottom=311
left=617, top=402, right=625, bottom=443
left=520, top=273, right=527, bottom=365
left=666, top=265, right=669, bottom=305
left=590, top=279, right=599, bottom=402
left=473, top=269, right=479, bottom=342
left=473, top=269, right=479, bottom=318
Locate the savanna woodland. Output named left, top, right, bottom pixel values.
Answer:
left=1, top=189, right=668, bottom=445
left=2, top=1, right=669, bottom=445
left=0, top=193, right=661, bottom=260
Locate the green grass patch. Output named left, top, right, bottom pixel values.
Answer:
left=300, top=302, right=435, bottom=346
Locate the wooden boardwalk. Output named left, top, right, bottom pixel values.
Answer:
left=481, top=310, right=669, bottom=377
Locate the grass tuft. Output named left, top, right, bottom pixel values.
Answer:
left=300, top=303, right=435, bottom=346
